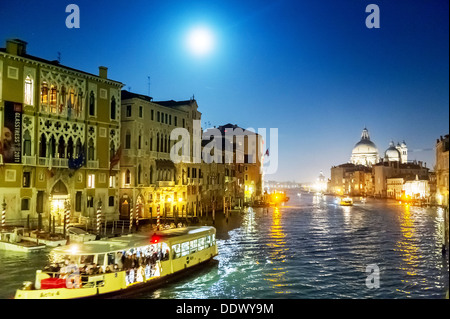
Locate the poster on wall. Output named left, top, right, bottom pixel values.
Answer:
left=1, top=101, right=22, bottom=163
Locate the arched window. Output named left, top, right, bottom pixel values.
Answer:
left=125, top=130, right=131, bottom=149
left=50, top=85, right=58, bottom=113
left=39, top=134, right=47, bottom=157
left=89, top=91, right=95, bottom=116
left=23, top=130, right=32, bottom=156
left=67, top=137, right=74, bottom=159
left=60, top=86, right=66, bottom=114
left=110, top=140, right=115, bottom=161
left=58, top=136, right=66, bottom=158
left=88, top=138, right=95, bottom=161
left=24, top=76, right=33, bottom=105
left=40, top=82, right=48, bottom=108
left=111, top=96, right=116, bottom=120
left=138, top=164, right=142, bottom=184
left=156, top=133, right=160, bottom=152
left=75, top=138, right=82, bottom=158
left=49, top=135, right=56, bottom=158
left=125, top=169, right=131, bottom=185
left=138, top=131, right=142, bottom=149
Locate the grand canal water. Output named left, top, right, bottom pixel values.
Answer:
left=0, top=192, right=448, bottom=299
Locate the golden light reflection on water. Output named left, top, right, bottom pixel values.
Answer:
left=396, top=204, right=420, bottom=277
left=264, top=207, right=290, bottom=293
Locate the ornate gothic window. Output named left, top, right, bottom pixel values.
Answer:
left=50, top=85, right=58, bottom=113
left=41, top=82, right=48, bottom=109
left=111, top=96, right=116, bottom=120
left=24, top=76, right=33, bottom=105
left=89, top=91, right=95, bottom=116
left=23, top=130, right=32, bottom=156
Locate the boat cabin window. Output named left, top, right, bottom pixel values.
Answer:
left=198, top=238, right=205, bottom=251
left=80, top=255, right=94, bottom=265
left=181, top=242, right=189, bottom=257
left=205, top=235, right=211, bottom=248
left=97, top=254, right=105, bottom=267
left=190, top=240, right=198, bottom=254
left=107, top=253, right=115, bottom=266
left=172, top=244, right=181, bottom=259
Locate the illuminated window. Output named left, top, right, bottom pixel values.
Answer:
left=60, top=86, right=66, bottom=113
left=125, top=169, right=131, bottom=185
left=109, top=175, right=116, bottom=188
left=24, top=76, right=33, bottom=105
left=50, top=85, right=58, bottom=113
left=40, top=82, right=48, bottom=107
left=88, top=174, right=95, bottom=188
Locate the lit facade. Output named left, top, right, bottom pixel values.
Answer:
left=119, top=91, right=201, bottom=221
left=0, top=39, right=123, bottom=227
left=435, top=134, right=449, bottom=207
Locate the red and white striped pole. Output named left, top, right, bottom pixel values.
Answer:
left=65, top=201, right=70, bottom=235
left=129, top=207, right=134, bottom=232
left=1, top=199, right=6, bottom=228
left=157, top=205, right=160, bottom=231
left=96, top=199, right=102, bottom=235
left=135, top=201, right=139, bottom=227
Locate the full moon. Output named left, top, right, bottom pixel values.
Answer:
left=186, top=27, right=215, bottom=56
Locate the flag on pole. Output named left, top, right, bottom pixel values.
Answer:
left=109, top=145, right=122, bottom=174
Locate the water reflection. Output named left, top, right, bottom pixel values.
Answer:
left=265, top=207, right=290, bottom=294
left=396, top=204, right=420, bottom=278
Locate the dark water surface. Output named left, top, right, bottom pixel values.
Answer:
left=0, top=192, right=448, bottom=299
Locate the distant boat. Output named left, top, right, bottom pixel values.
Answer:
left=340, top=197, right=353, bottom=206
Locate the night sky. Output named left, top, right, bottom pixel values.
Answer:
left=1, top=0, right=448, bottom=182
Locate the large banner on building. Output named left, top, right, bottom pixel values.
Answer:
left=1, top=101, right=22, bottom=163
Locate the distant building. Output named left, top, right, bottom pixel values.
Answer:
left=329, top=163, right=372, bottom=196
left=372, top=161, right=429, bottom=198
left=330, top=127, right=429, bottom=199
left=435, top=134, right=449, bottom=207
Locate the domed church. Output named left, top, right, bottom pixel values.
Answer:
left=384, top=141, right=408, bottom=163
left=350, top=128, right=379, bottom=167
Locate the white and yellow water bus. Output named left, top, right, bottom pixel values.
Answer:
left=15, top=226, right=217, bottom=299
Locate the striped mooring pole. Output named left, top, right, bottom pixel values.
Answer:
left=1, top=199, right=6, bottom=228
left=96, top=199, right=102, bottom=235
left=129, top=208, right=134, bottom=232
left=64, top=201, right=70, bottom=236
left=135, top=202, right=140, bottom=227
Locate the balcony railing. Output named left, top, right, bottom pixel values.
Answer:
left=22, top=155, right=36, bottom=166
left=87, top=160, right=99, bottom=169
left=37, top=157, right=68, bottom=168
left=157, top=181, right=175, bottom=187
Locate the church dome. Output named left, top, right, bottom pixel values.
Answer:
left=385, top=141, right=401, bottom=161
left=350, top=128, right=379, bottom=166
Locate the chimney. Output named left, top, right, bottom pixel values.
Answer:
left=99, top=66, right=108, bottom=79
left=6, top=39, right=27, bottom=56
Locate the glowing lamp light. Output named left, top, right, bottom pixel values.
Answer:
left=151, top=234, right=160, bottom=244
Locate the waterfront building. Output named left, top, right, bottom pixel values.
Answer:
left=435, top=134, right=449, bottom=207
left=0, top=39, right=123, bottom=227
left=372, top=161, right=429, bottom=198
left=202, top=123, right=263, bottom=207
left=119, top=90, right=201, bottom=222
left=329, top=163, right=372, bottom=196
